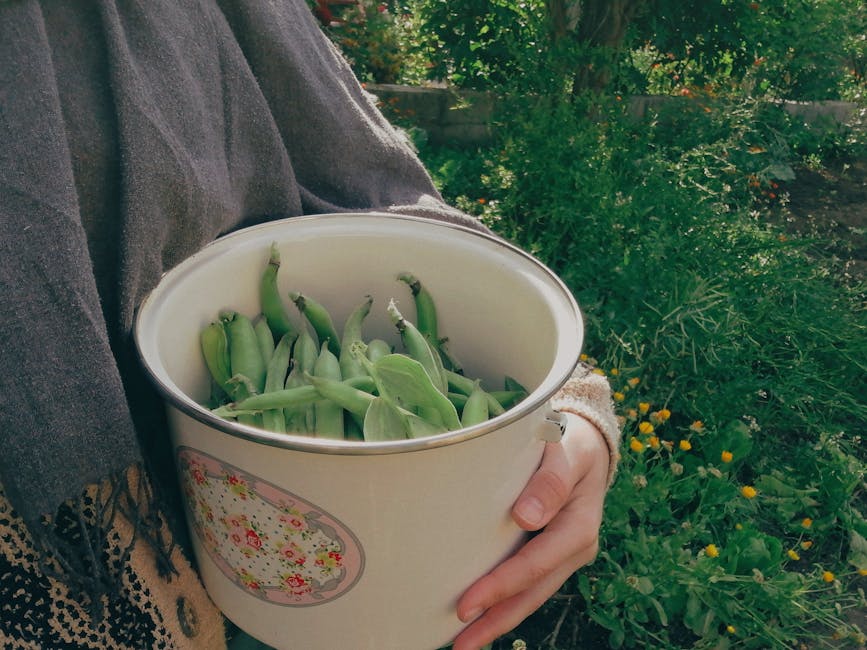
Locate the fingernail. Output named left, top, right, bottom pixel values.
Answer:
left=460, top=606, right=483, bottom=623
left=515, top=496, right=544, bottom=527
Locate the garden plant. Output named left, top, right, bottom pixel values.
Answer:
left=312, top=1, right=866, bottom=647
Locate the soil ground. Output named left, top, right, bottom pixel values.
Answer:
left=772, top=157, right=867, bottom=281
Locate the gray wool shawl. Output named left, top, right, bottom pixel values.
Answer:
left=0, top=0, right=481, bottom=533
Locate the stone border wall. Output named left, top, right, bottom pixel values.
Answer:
left=366, top=83, right=495, bottom=146
left=366, top=83, right=863, bottom=147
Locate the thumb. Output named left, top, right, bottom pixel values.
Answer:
left=511, top=440, right=576, bottom=531
left=512, top=414, right=609, bottom=531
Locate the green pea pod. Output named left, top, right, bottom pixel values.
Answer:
left=397, top=272, right=438, bottom=343
left=221, top=311, right=267, bottom=393
left=362, top=396, right=409, bottom=442
left=386, top=299, right=447, bottom=394
left=312, top=341, right=344, bottom=439
left=200, top=320, right=232, bottom=395
left=448, top=389, right=524, bottom=413
left=445, top=369, right=475, bottom=395
left=436, top=336, right=464, bottom=374
left=283, top=367, right=311, bottom=434
left=490, top=389, right=527, bottom=410
left=266, top=333, right=295, bottom=393
left=224, top=374, right=261, bottom=428
left=397, top=272, right=464, bottom=373
left=217, top=376, right=375, bottom=415
left=366, top=338, right=392, bottom=363
left=313, top=340, right=341, bottom=381
left=461, top=380, right=489, bottom=427
left=504, top=375, right=528, bottom=393
left=293, top=328, right=319, bottom=374
left=224, top=381, right=317, bottom=415
left=339, top=295, right=373, bottom=379
left=260, top=242, right=297, bottom=341
left=289, top=291, right=341, bottom=357
left=373, top=353, right=461, bottom=430
left=448, top=391, right=468, bottom=411
left=254, top=315, right=275, bottom=368
left=261, top=404, right=286, bottom=435
left=291, top=330, right=318, bottom=433
left=304, top=372, right=375, bottom=420
left=261, top=332, right=295, bottom=433
left=445, top=369, right=505, bottom=416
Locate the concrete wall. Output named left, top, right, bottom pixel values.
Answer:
left=366, top=83, right=495, bottom=146
left=365, top=83, right=863, bottom=147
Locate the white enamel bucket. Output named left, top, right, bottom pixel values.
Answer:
left=133, top=213, right=583, bottom=650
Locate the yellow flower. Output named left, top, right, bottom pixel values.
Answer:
left=657, top=408, right=671, bottom=422
left=613, top=391, right=626, bottom=402
left=626, top=408, right=638, bottom=419
left=628, top=377, right=641, bottom=387
left=579, top=353, right=589, bottom=361
left=801, top=540, right=813, bottom=550
left=638, top=421, right=654, bottom=434
left=735, top=523, right=743, bottom=530
left=858, top=568, right=867, bottom=576
left=721, top=450, right=733, bottom=463
left=638, top=402, right=651, bottom=414
left=592, top=368, right=606, bottom=376
left=705, top=544, right=719, bottom=558
left=610, top=368, right=619, bottom=376
left=648, top=436, right=660, bottom=450
left=801, top=517, right=813, bottom=529
left=679, top=440, right=692, bottom=451
left=726, top=625, right=736, bottom=634
left=822, top=571, right=835, bottom=583
left=740, top=485, right=757, bottom=499
left=629, top=437, right=645, bottom=453
left=787, top=549, right=800, bottom=561
left=689, top=420, right=705, bottom=432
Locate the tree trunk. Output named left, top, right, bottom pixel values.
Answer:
left=547, top=0, right=645, bottom=92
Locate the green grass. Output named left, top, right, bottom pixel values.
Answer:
left=416, top=92, right=867, bottom=649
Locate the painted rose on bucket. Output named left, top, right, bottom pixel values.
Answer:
left=177, top=447, right=365, bottom=606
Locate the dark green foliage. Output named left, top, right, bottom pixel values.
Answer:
left=418, top=93, right=867, bottom=647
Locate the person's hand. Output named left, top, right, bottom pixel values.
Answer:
left=452, top=412, right=611, bottom=650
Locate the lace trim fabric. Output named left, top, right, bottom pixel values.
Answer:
left=0, top=465, right=226, bottom=649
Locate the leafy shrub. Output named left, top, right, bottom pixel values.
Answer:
left=320, top=0, right=866, bottom=100
left=628, top=0, right=866, bottom=101
left=406, top=0, right=547, bottom=88
left=311, top=0, right=422, bottom=84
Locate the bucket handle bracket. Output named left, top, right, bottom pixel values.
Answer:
left=537, top=409, right=567, bottom=443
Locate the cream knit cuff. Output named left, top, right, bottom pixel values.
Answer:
left=549, top=363, right=623, bottom=486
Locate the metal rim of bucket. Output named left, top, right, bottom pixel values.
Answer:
left=133, top=212, right=583, bottom=456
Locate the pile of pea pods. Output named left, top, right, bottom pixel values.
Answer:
left=199, top=243, right=528, bottom=442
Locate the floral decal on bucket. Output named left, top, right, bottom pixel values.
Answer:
left=177, top=446, right=365, bottom=606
